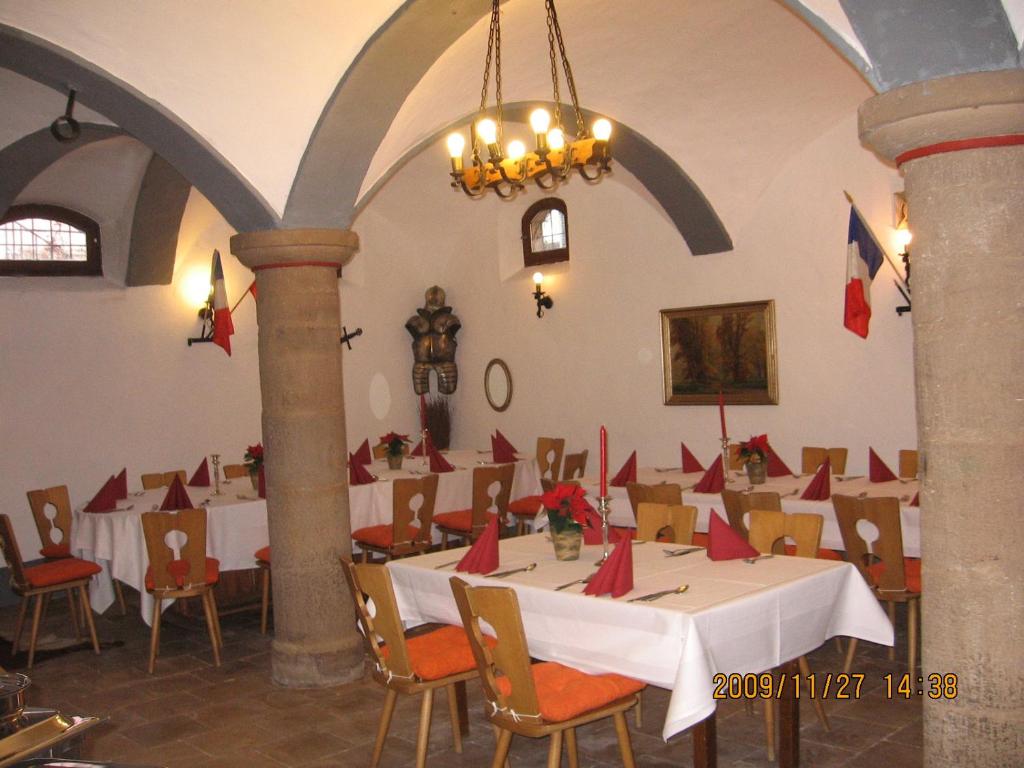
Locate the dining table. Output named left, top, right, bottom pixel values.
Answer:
left=72, top=450, right=541, bottom=623
left=569, top=465, right=921, bottom=557
left=387, top=533, right=893, bottom=766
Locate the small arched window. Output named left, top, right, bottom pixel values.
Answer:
left=0, top=204, right=101, bottom=277
left=521, top=198, right=568, bottom=267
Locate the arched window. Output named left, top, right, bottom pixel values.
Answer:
left=0, top=204, right=102, bottom=277
left=521, top=198, right=568, bottom=267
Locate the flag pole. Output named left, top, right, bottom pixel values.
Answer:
left=843, top=191, right=910, bottom=293
left=230, top=280, right=257, bottom=315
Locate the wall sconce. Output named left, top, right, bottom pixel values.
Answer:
left=893, top=193, right=912, bottom=316
left=532, top=272, right=553, bottom=318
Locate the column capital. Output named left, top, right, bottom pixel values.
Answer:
left=230, top=228, right=359, bottom=271
left=859, top=69, right=1024, bottom=166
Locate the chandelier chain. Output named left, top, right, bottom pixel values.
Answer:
left=546, top=0, right=586, bottom=138
left=479, top=1, right=504, bottom=147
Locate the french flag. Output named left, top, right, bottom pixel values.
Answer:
left=211, top=250, right=234, bottom=355
left=844, top=207, right=884, bottom=338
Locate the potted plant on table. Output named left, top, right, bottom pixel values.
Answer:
left=541, top=483, right=596, bottom=561
left=738, top=434, right=769, bottom=485
left=379, top=432, right=411, bottom=470
left=244, top=443, right=264, bottom=491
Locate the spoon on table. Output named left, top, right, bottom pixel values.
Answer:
left=743, top=554, right=774, bottom=564
left=628, top=584, right=689, bottom=602
left=555, top=573, right=595, bottom=591
left=782, top=488, right=800, bottom=498
left=663, top=547, right=701, bottom=558
left=486, top=563, right=537, bottom=579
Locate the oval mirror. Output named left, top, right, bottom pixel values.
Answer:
left=484, top=358, right=512, bottom=412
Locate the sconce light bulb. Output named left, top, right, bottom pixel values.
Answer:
left=529, top=108, right=551, bottom=134
left=896, top=228, right=913, bottom=249
left=446, top=132, right=465, bottom=158
left=476, top=118, right=498, bottom=145
left=532, top=272, right=544, bottom=288
left=507, top=139, right=526, bottom=161
left=547, top=127, right=565, bottom=151
left=592, top=118, right=612, bottom=141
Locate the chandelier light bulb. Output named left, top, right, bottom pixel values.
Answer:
left=529, top=108, right=551, bottom=134
left=507, top=139, right=526, bottom=161
left=476, top=118, right=498, bottom=145
left=547, top=127, right=565, bottom=151
left=446, top=132, right=466, bottom=158
left=592, top=118, right=612, bottom=141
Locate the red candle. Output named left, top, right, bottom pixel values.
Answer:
left=600, top=426, right=608, bottom=497
left=718, top=388, right=727, bottom=440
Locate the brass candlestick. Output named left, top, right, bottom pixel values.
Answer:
left=721, top=436, right=731, bottom=478
left=211, top=454, right=222, bottom=496
left=597, top=495, right=612, bottom=564
left=421, top=428, right=429, bottom=466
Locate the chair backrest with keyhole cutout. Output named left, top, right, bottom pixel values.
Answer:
left=340, top=559, right=413, bottom=683
left=27, top=485, right=72, bottom=556
left=392, top=474, right=439, bottom=547
left=471, top=463, right=515, bottom=533
left=141, top=508, right=207, bottom=592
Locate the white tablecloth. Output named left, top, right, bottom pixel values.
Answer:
left=387, top=534, right=893, bottom=740
left=573, top=466, right=921, bottom=557
left=72, top=451, right=541, bottom=623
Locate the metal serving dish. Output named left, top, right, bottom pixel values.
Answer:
left=0, top=676, right=30, bottom=727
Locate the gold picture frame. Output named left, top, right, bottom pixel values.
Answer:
left=660, top=300, right=778, bottom=405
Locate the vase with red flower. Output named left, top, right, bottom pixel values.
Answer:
left=541, top=483, right=596, bottom=561
left=739, top=434, right=769, bottom=485
left=379, top=432, right=410, bottom=470
left=244, top=443, right=264, bottom=491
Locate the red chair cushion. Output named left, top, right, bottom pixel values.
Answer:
left=691, top=532, right=710, bottom=547
left=145, top=557, right=220, bottom=591
left=39, top=543, right=71, bottom=559
left=352, top=524, right=420, bottom=549
left=381, top=624, right=485, bottom=682
left=434, top=509, right=496, bottom=533
left=496, top=661, right=644, bottom=723
left=24, top=558, right=102, bottom=588
left=868, top=557, right=922, bottom=593
left=254, top=545, right=271, bottom=563
left=782, top=544, right=844, bottom=561
left=508, top=496, right=543, bottom=517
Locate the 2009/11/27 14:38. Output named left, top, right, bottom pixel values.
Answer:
left=711, top=672, right=959, bottom=700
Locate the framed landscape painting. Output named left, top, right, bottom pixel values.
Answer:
left=660, top=300, right=778, bottom=405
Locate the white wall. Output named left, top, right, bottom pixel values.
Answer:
left=0, top=188, right=260, bottom=553
left=343, top=112, right=915, bottom=484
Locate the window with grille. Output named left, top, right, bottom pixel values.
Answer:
left=0, top=205, right=101, bottom=276
left=521, top=198, right=568, bottom=267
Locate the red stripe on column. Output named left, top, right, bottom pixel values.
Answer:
left=895, top=134, right=1024, bottom=166
left=252, top=261, right=341, bottom=271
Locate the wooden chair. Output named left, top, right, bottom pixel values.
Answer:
left=141, top=508, right=222, bottom=673
left=28, top=485, right=127, bottom=615
left=720, top=489, right=781, bottom=538
left=898, top=449, right=918, bottom=479
left=509, top=438, right=566, bottom=535
left=727, top=443, right=744, bottom=470
left=341, top=559, right=479, bottom=768
left=434, top=464, right=514, bottom=549
left=450, top=576, right=642, bottom=768
left=747, top=509, right=833, bottom=759
left=833, top=494, right=921, bottom=675
left=625, top=483, right=682, bottom=519
left=801, top=447, right=848, bottom=474
left=352, top=474, right=440, bottom=562
left=0, top=513, right=101, bottom=668
left=561, top=449, right=588, bottom=481
left=140, top=470, right=187, bottom=490
left=223, top=463, right=250, bottom=479
left=255, top=545, right=271, bottom=634
left=636, top=503, right=697, bottom=544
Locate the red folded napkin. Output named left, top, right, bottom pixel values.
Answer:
left=429, top=447, right=455, bottom=473
left=707, top=509, right=759, bottom=561
left=493, top=430, right=518, bottom=456
left=352, top=439, right=372, bottom=466
left=766, top=446, right=794, bottom=477
left=348, top=454, right=375, bottom=485
left=610, top=451, right=637, bottom=487
left=869, top=447, right=897, bottom=483
left=455, top=518, right=499, bottom=574
left=114, top=468, right=128, bottom=500
left=84, top=475, right=119, bottom=513
left=258, top=465, right=266, bottom=498
left=409, top=439, right=427, bottom=457
left=681, top=443, right=704, bottom=473
left=909, top=491, right=919, bottom=507
left=159, top=475, right=193, bottom=511
left=693, top=455, right=725, bottom=493
left=584, top=533, right=634, bottom=598
left=491, top=434, right=517, bottom=463
left=800, top=457, right=831, bottom=500
left=188, top=458, right=211, bottom=487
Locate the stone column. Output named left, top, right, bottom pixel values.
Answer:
left=231, top=228, right=363, bottom=687
left=860, top=70, right=1024, bottom=765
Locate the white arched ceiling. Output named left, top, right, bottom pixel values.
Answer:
left=0, top=68, right=113, bottom=150
left=0, top=0, right=405, bottom=217
left=361, top=0, right=874, bottom=237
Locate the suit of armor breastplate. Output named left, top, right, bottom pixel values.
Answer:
left=406, top=287, right=461, bottom=395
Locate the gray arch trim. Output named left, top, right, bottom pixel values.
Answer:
left=0, top=123, right=124, bottom=217
left=128, top=154, right=192, bottom=286
left=355, top=103, right=733, bottom=256
left=284, top=0, right=496, bottom=228
left=777, top=0, right=880, bottom=91
left=0, top=23, right=279, bottom=233
left=838, top=0, right=1020, bottom=92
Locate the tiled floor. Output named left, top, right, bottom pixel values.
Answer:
left=6, top=595, right=921, bottom=767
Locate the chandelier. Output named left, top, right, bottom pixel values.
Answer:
left=446, top=0, right=612, bottom=199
